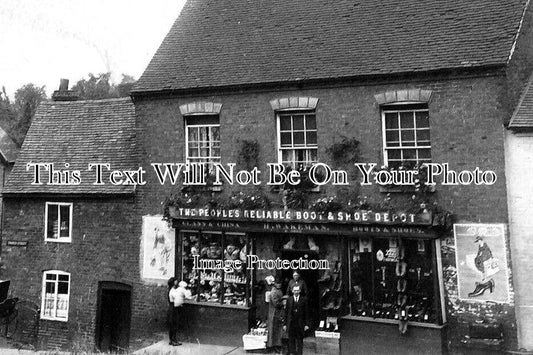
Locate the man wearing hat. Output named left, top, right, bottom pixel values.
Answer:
left=168, top=279, right=193, bottom=346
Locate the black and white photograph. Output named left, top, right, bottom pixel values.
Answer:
left=0, top=0, right=532, bottom=354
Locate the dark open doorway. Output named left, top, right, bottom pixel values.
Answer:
left=96, top=282, right=131, bottom=352
left=280, top=249, right=320, bottom=330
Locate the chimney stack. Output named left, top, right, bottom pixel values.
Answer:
left=52, top=79, right=79, bottom=101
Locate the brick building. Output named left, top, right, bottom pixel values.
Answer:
left=0, top=96, right=168, bottom=351
left=130, top=0, right=533, bottom=353
left=2, top=0, right=533, bottom=353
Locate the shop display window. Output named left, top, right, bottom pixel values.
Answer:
left=348, top=237, right=441, bottom=324
left=181, top=231, right=251, bottom=307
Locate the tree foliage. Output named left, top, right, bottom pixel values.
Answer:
left=72, top=73, right=136, bottom=100
left=1, top=84, right=47, bottom=146
left=0, top=73, right=136, bottom=146
left=0, top=86, right=16, bottom=134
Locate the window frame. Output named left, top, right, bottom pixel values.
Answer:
left=41, top=270, right=71, bottom=322
left=44, top=202, right=73, bottom=243
left=347, top=236, right=443, bottom=325
left=180, top=230, right=252, bottom=308
left=381, top=104, right=431, bottom=168
left=184, top=116, right=221, bottom=169
left=276, top=110, right=318, bottom=168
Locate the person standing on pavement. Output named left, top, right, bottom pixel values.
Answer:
left=267, top=280, right=284, bottom=353
left=283, top=285, right=309, bottom=355
left=168, top=280, right=193, bottom=346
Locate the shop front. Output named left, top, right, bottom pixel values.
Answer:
left=170, top=207, right=447, bottom=353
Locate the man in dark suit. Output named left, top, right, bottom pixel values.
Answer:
left=283, top=285, right=309, bottom=355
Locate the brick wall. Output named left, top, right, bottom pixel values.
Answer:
left=134, top=72, right=517, bottom=350
left=135, top=74, right=510, bottom=223
left=0, top=197, right=169, bottom=351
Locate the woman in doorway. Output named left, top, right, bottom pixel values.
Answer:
left=267, top=280, right=284, bottom=353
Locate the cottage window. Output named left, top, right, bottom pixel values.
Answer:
left=185, top=115, right=221, bottom=170
left=382, top=105, right=431, bottom=168
left=41, top=270, right=70, bottom=321
left=277, top=112, right=318, bottom=168
left=45, top=202, right=72, bottom=242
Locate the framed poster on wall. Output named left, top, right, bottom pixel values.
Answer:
left=454, top=224, right=509, bottom=303
left=141, top=215, right=175, bottom=280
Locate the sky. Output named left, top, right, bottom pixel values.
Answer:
left=0, top=0, right=186, bottom=98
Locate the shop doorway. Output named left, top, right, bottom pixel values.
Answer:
left=280, top=249, right=320, bottom=330
left=96, top=282, right=131, bottom=352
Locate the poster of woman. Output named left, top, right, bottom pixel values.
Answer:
left=454, top=224, right=509, bottom=302
left=142, top=215, right=175, bottom=280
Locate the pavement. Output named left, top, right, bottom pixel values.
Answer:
left=132, top=340, right=264, bottom=355
left=0, top=336, right=317, bottom=354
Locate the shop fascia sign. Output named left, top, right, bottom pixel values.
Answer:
left=170, top=206, right=431, bottom=225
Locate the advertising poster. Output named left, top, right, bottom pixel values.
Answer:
left=454, top=223, right=509, bottom=302
left=141, top=215, right=175, bottom=280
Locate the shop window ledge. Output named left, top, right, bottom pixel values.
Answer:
left=340, top=315, right=446, bottom=329
left=183, top=300, right=254, bottom=310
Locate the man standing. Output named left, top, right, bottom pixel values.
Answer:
left=283, top=285, right=309, bottom=355
left=168, top=280, right=192, bottom=346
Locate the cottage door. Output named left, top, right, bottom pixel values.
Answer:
left=96, top=282, right=132, bottom=352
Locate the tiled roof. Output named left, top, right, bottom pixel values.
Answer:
left=133, top=0, right=527, bottom=93
left=4, top=98, right=137, bottom=195
left=0, top=127, right=19, bottom=163
left=509, top=75, right=533, bottom=129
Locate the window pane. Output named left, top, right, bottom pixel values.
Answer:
left=280, top=117, right=291, bottom=131
left=385, top=113, right=398, bottom=129
left=211, top=126, right=220, bottom=141
left=59, top=206, right=70, bottom=238
left=58, top=274, right=69, bottom=282
left=388, top=149, right=401, bottom=160
left=385, top=131, right=399, bottom=144
left=47, top=205, right=58, bottom=239
left=280, top=132, right=292, bottom=146
left=45, top=282, right=55, bottom=293
left=418, top=149, right=431, bottom=159
left=305, top=115, right=316, bottom=130
left=400, top=112, right=414, bottom=128
left=416, top=129, right=430, bottom=144
left=58, top=281, right=69, bottom=294
left=198, top=127, right=208, bottom=141
left=401, top=131, right=415, bottom=146
left=56, top=294, right=68, bottom=318
left=295, top=150, right=305, bottom=163
left=293, top=115, right=304, bottom=130
left=212, top=147, right=221, bottom=157
left=282, top=150, right=293, bottom=165
left=416, top=111, right=429, bottom=128
left=198, top=233, right=223, bottom=303
left=46, top=273, right=57, bottom=280
left=187, top=127, right=198, bottom=142
left=200, top=148, right=210, bottom=157
left=306, top=131, right=317, bottom=145
left=307, top=149, right=318, bottom=163
left=293, top=132, right=305, bottom=145
left=189, top=148, right=199, bottom=158
left=403, top=149, right=416, bottom=160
